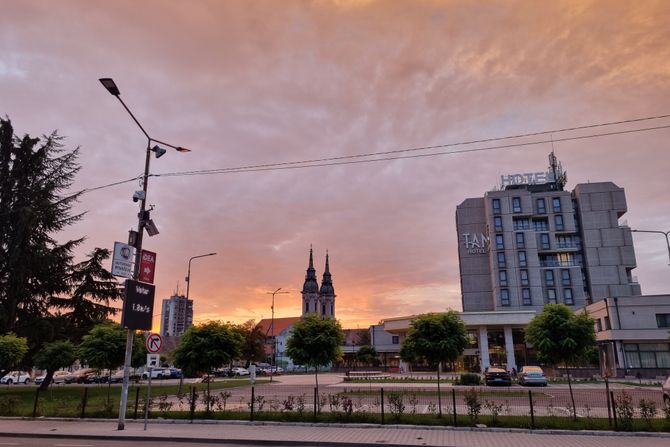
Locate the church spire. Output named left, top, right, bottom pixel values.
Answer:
left=302, top=246, right=319, bottom=294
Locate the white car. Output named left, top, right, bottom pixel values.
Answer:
left=231, top=367, right=249, bottom=376
left=141, top=367, right=169, bottom=380
left=1, top=371, right=31, bottom=384
left=35, top=371, right=70, bottom=385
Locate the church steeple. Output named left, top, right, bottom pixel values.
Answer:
left=319, top=252, right=334, bottom=296
left=319, top=251, right=335, bottom=318
left=301, top=246, right=320, bottom=317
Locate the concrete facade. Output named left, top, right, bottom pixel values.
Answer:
left=159, top=294, right=193, bottom=337
left=456, top=179, right=640, bottom=313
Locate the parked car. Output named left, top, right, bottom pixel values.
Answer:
left=484, top=367, right=512, bottom=386
left=663, top=375, right=670, bottom=407
left=88, top=370, right=111, bottom=384
left=109, top=368, right=141, bottom=383
left=63, top=368, right=94, bottom=384
left=1, top=371, right=31, bottom=384
left=230, top=367, right=249, bottom=376
left=35, top=371, right=70, bottom=385
left=141, top=367, right=169, bottom=380
left=517, top=366, right=547, bottom=386
left=167, top=367, right=182, bottom=379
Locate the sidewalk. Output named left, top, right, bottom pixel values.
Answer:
left=1, top=418, right=670, bottom=447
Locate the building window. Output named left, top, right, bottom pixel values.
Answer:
left=624, top=343, right=670, bottom=369
left=497, top=252, right=506, bottom=268
left=512, top=197, right=522, bottom=213
left=596, top=319, right=602, bottom=332
left=500, top=289, right=510, bottom=306
left=392, top=336, right=400, bottom=344
left=536, top=198, right=546, bottom=214
left=520, top=269, right=529, bottom=286
left=499, top=270, right=508, bottom=287
left=545, top=270, right=555, bottom=286
left=494, top=216, right=503, bottom=231
left=522, top=288, right=532, bottom=306
left=495, top=234, right=504, bottom=250
left=533, top=219, right=549, bottom=231
left=657, top=314, right=670, bottom=328
left=492, top=198, right=501, bottom=214
left=552, top=197, right=561, bottom=212
left=561, top=269, right=571, bottom=286
left=563, top=288, right=574, bottom=305
left=513, top=218, right=530, bottom=230
left=518, top=251, right=527, bottom=267
left=555, top=214, right=564, bottom=231
left=540, top=233, right=550, bottom=250
left=516, top=232, right=525, bottom=249
left=305, top=302, right=309, bottom=313
left=547, top=288, right=557, bottom=304
left=604, top=316, right=611, bottom=330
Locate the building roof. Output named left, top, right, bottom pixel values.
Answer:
left=256, top=316, right=301, bottom=337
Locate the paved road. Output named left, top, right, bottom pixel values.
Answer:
left=0, top=437, right=279, bottom=447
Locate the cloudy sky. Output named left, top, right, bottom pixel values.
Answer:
left=2, top=0, right=669, bottom=330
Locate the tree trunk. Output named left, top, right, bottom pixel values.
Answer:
left=565, top=364, right=577, bottom=421
left=436, top=362, right=442, bottom=418
left=38, top=369, right=54, bottom=391
left=314, top=366, right=319, bottom=396
left=207, top=369, right=212, bottom=415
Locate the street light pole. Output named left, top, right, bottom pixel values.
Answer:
left=631, top=229, right=670, bottom=266
left=99, top=78, right=190, bottom=431
left=186, top=253, right=218, bottom=300
left=266, top=288, right=289, bottom=382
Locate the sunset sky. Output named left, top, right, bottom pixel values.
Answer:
left=2, top=0, right=669, bottom=330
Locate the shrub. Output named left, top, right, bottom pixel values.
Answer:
left=458, top=373, right=481, bottom=386
left=615, top=391, right=634, bottom=431
left=639, top=399, right=656, bottom=427
left=484, top=399, right=504, bottom=426
left=386, top=392, right=405, bottom=420
left=463, top=388, right=481, bottom=425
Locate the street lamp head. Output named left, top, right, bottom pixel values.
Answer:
left=151, top=145, right=167, bottom=159
left=99, top=78, right=120, bottom=96
left=175, top=146, right=191, bottom=153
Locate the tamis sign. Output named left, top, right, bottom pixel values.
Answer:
left=139, top=249, right=157, bottom=284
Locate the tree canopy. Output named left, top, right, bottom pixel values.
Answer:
left=174, top=321, right=243, bottom=377
left=33, top=340, right=76, bottom=389
left=286, top=314, right=344, bottom=393
left=78, top=322, right=127, bottom=372
left=399, top=311, right=468, bottom=366
left=0, top=333, right=28, bottom=376
left=356, top=345, right=377, bottom=366
left=233, top=320, right=265, bottom=365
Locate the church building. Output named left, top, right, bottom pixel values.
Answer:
left=301, top=247, right=336, bottom=318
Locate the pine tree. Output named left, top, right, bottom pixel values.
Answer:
left=0, top=118, right=84, bottom=336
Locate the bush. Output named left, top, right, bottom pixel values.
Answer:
left=457, top=373, right=481, bottom=386
left=463, top=388, right=481, bottom=425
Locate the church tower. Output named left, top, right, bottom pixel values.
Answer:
left=301, top=246, right=320, bottom=317
left=318, top=252, right=335, bottom=319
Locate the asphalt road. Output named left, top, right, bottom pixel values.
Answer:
left=0, top=437, right=309, bottom=447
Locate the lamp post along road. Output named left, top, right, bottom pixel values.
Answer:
left=186, top=253, right=217, bottom=300
left=266, top=288, right=289, bottom=382
left=631, top=229, right=670, bottom=267
left=99, top=78, right=190, bottom=431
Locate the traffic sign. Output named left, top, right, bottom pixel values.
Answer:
left=121, top=280, right=155, bottom=330
left=139, top=249, right=157, bottom=284
left=111, top=242, right=134, bottom=278
left=146, top=333, right=163, bottom=353
left=146, top=353, right=160, bottom=368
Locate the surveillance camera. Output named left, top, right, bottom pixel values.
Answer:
left=133, top=191, right=146, bottom=202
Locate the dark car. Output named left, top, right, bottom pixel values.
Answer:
left=485, top=367, right=512, bottom=386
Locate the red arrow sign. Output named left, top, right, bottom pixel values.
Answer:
left=139, top=250, right=157, bottom=284
left=146, top=333, right=163, bottom=353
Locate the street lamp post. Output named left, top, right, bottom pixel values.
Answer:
left=186, top=253, right=218, bottom=300
left=266, top=288, right=289, bottom=382
left=631, top=229, right=670, bottom=266
left=99, top=78, right=190, bottom=431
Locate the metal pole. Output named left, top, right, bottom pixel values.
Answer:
left=118, top=139, right=151, bottom=430
left=186, top=253, right=217, bottom=300
left=144, top=366, right=153, bottom=430
left=631, top=229, right=670, bottom=266
left=265, top=288, right=288, bottom=383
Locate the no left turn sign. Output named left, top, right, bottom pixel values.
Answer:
left=146, top=332, right=163, bottom=353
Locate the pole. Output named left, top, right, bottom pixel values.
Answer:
left=265, top=288, right=288, bottom=383
left=118, top=139, right=151, bottom=431
left=631, top=229, right=670, bottom=266
left=144, top=366, right=153, bottom=430
left=186, top=253, right=217, bottom=300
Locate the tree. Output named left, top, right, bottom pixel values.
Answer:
left=286, top=314, right=344, bottom=395
left=525, top=303, right=596, bottom=420
left=399, top=311, right=468, bottom=417
left=78, top=322, right=126, bottom=401
left=173, top=321, right=243, bottom=412
left=356, top=345, right=377, bottom=367
left=33, top=340, right=76, bottom=390
left=50, top=248, right=122, bottom=341
left=0, top=118, right=83, bottom=337
left=0, top=333, right=28, bottom=378
left=233, top=320, right=265, bottom=365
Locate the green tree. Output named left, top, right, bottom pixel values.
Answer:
left=356, top=345, right=377, bottom=367
left=399, top=311, right=468, bottom=418
left=525, top=303, right=596, bottom=420
left=33, top=340, right=76, bottom=390
left=50, top=248, right=122, bottom=341
left=233, top=320, right=265, bottom=365
left=0, top=333, right=28, bottom=377
left=173, top=321, right=243, bottom=412
left=78, top=322, right=126, bottom=401
left=286, top=314, right=344, bottom=395
left=0, top=118, right=83, bottom=337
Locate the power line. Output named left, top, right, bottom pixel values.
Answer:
left=80, top=114, right=670, bottom=193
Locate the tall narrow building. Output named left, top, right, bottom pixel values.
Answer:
left=319, top=252, right=336, bottom=318
left=160, top=294, right=193, bottom=337
left=301, top=247, right=320, bottom=316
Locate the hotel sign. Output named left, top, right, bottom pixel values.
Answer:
left=462, top=232, right=489, bottom=255
left=500, top=171, right=556, bottom=188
